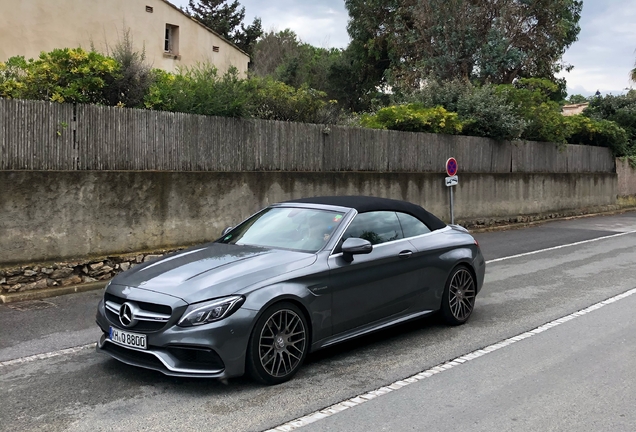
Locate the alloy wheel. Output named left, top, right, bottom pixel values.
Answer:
left=448, top=268, right=476, bottom=321
left=258, top=309, right=307, bottom=378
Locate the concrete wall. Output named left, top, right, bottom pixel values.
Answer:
left=0, top=170, right=618, bottom=266
left=0, top=0, right=249, bottom=75
left=616, top=158, right=636, bottom=197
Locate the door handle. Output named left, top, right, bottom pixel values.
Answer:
left=398, top=250, right=413, bottom=258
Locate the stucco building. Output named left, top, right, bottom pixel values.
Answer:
left=0, top=0, right=249, bottom=75
left=561, top=103, right=589, bottom=116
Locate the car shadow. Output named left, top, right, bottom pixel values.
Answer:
left=97, top=308, right=483, bottom=396
left=304, top=312, right=444, bottom=366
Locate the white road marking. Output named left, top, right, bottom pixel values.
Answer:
left=264, top=287, right=636, bottom=432
left=0, top=343, right=95, bottom=368
left=485, top=230, right=636, bottom=264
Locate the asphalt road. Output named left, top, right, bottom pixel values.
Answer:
left=1, top=212, right=635, bottom=431
left=304, top=287, right=636, bottom=432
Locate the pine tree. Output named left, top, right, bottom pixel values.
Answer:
left=186, top=0, right=262, bottom=55
left=187, top=0, right=244, bottom=40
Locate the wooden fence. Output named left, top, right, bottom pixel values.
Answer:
left=0, top=98, right=616, bottom=173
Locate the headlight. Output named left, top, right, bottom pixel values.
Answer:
left=177, top=296, right=245, bottom=327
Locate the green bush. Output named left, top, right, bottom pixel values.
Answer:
left=144, top=65, right=252, bottom=118
left=144, top=65, right=336, bottom=123
left=248, top=77, right=340, bottom=124
left=105, top=29, right=154, bottom=108
left=564, top=115, right=629, bottom=156
left=398, top=80, right=525, bottom=140
left=400, top=78, right=469, bottom=113
left=360, top=104, right=463, bottom=134
left=0, top=48, right=120, bottom=104
left=584, top=91, right=636, bottom=156
left=456, top=86, right=526, bottom=141
left=496, top=78, right=569, bottom=144
left=0, top=56, right=28, bottom=95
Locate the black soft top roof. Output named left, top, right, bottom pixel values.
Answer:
left=286, top=196, right=447, bottom=231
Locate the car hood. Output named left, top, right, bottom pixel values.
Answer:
left=110, top=243, right=316, bottom=304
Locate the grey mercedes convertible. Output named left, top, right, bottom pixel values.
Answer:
left=96, top=196, right=485, bottom=385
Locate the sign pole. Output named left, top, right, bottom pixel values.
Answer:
left=450, top=186, right=455, bottom=224
left=445, top=157, right=458, bottom=225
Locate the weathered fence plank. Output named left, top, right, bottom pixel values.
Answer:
left=0, top=99, right=615, bottom=173
left=0, top=99, right=75, bottom=170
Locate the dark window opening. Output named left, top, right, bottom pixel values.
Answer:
left=165, top=24, right=179, bottom=54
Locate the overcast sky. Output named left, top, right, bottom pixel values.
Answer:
left=171, top=0, right=636, bottom=96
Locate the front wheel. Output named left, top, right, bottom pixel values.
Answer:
left=441, top=266, right=476, bottom=326
left=246, top=302, right=309, bottom=385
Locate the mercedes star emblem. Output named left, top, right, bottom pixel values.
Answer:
left=119, top=302, right=138, bottom=328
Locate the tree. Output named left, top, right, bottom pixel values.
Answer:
left=234, top=17, right=262, bottom=57
left=251, top=30, right=349, bottom=107
left=344, top=0, right=582, bottom=89
left=250, top=30, right=304, bottom=79
left=343, top=0, right=397, bottom=103
left=567, top=94, right=588, bottom=104
left=187, top=0, right=244, bottom=40
left=186, top=0, right=263, bottom=55
left=585, top=91, right=636, bottom=155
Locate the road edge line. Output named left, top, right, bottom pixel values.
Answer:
left=485, top=230, right=636, bottom=264
left=263, top=287, right=636, bottom=432
left=0, top=343, right=96, bottom=368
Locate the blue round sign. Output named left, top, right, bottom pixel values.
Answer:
left=446, top=157, right=458, bottom=176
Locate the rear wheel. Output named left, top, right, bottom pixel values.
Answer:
left=441, top=266, right=476, bottom=325
left=247, top=302, right=308, bottom=385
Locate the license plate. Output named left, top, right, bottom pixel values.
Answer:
left=109, top=327, right=147, bottom=350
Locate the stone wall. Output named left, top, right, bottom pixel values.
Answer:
left=0, top=250, right=179, bottom=294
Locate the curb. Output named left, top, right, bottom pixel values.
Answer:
left=1, top=206, right=635, bottom=304
left=0, top=281, right=106, bottom=304
left=466, top=206, right=636, bottom=234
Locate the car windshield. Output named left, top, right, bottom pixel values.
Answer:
left=217, top=207, right=346, bottom=253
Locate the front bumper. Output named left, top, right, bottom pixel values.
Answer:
left=96, top=296, right=259, bottom=379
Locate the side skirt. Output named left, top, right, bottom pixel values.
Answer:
left=310, top=310, right=436, bottom=352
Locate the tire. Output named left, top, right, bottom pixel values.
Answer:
left=246, top=302, right=309, bottom=385
left=441, top=265, right=476, bottom=326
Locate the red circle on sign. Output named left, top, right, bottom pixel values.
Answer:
left=446, top=157, right=458, bottom=176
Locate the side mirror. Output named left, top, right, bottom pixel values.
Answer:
left=221, top=226, right=233, bottom=236
left=342, top=238, right=373, bottom=263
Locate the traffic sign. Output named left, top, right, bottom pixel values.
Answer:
left=445, top=175, right=458, bottom=187
left=446, top=157, right=458, bottom=176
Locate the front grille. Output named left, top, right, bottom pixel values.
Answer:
left=104, top=293, right=173, bottom=332
left=105, top=293, right=172, bottom=315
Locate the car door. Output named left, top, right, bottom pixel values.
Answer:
left=396, top=212, right=449, bottom=311
left=328, top=211, right=426, bottom=335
